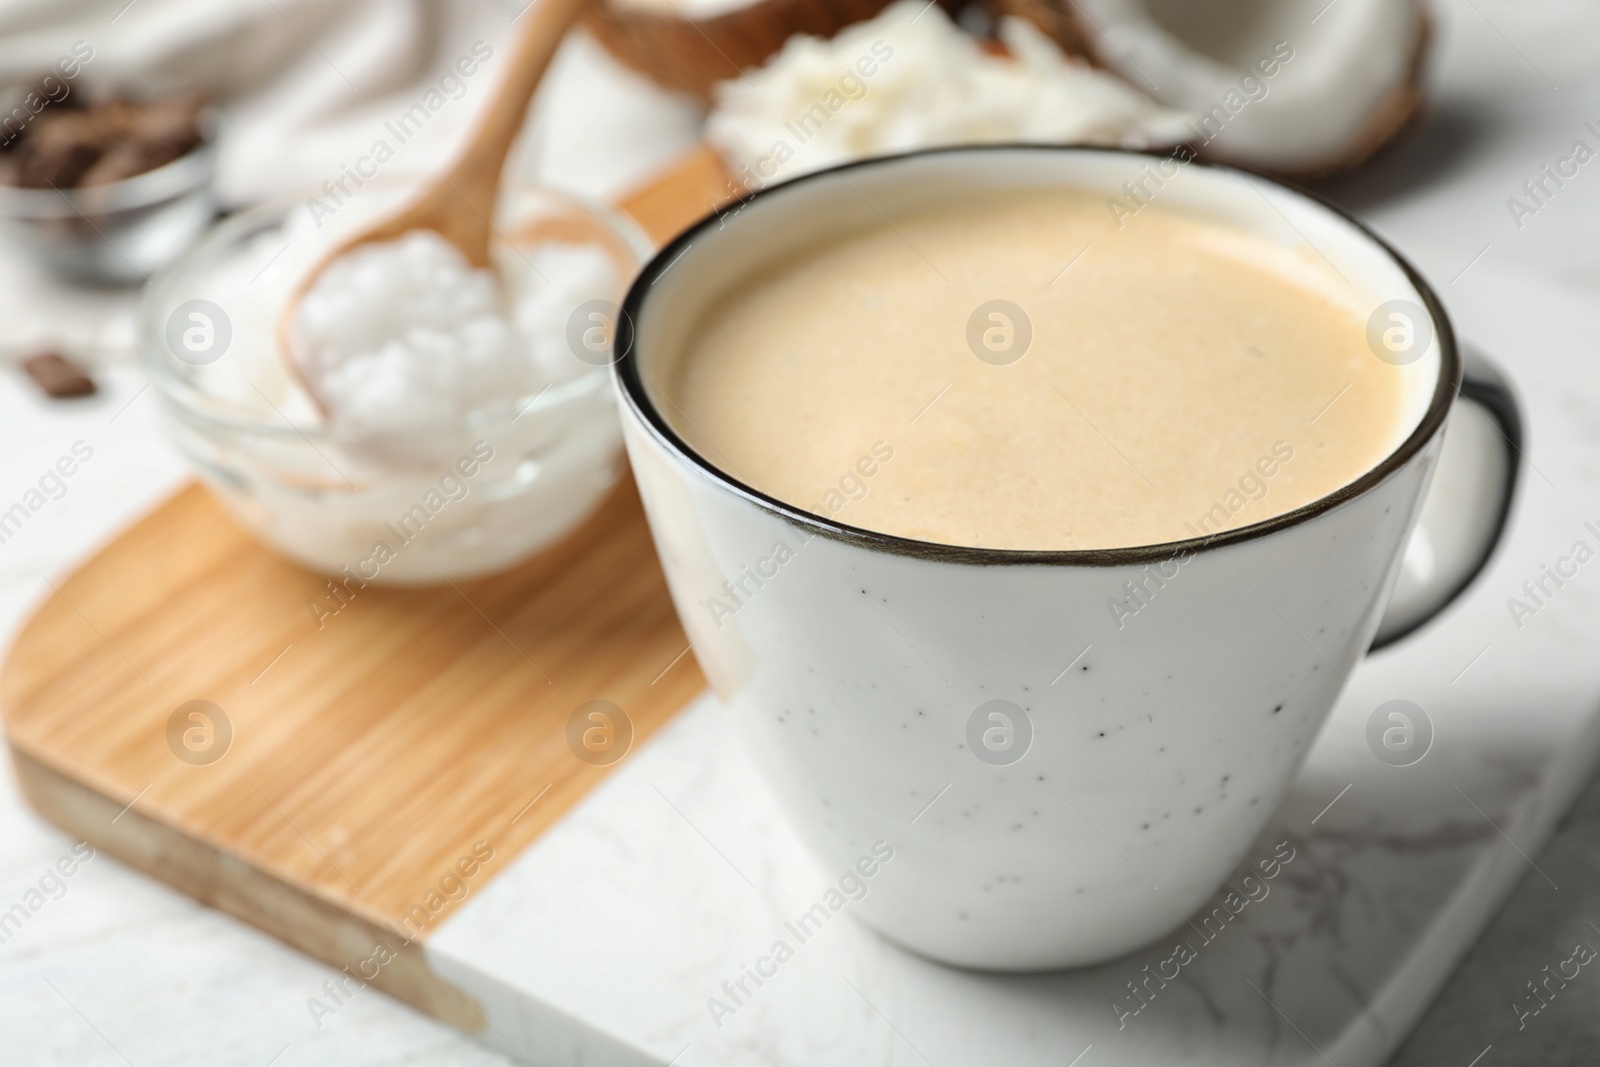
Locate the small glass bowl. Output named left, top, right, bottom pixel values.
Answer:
left=138, top=179, right=653, bottom=584
left=0, top=115, right=218, bottom=284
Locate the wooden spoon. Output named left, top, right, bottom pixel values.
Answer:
left=279, top=0, right=591, bottom=406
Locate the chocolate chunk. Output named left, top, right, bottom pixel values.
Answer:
left=130, top=92, right=204, bottom=146
left=22, top=351, right=95, bottom=398
left=3, top=87, right=205, bottom=189
left=16, top=136, right=97, bottom=188
left=0, top=75, right=79, bottom=154
left=78, top=141, right=153, bottom=186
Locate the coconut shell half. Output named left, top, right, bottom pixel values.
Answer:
left=992, top=0, right=1433, bottom=179
left=1301, top=14, right=1430, bottom=181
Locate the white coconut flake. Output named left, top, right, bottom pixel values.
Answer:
left=291, top=230, right=617, bottom=442
left=706, top=0, right=1190, bottom=186
left=503, top=241, right=621, bottom=384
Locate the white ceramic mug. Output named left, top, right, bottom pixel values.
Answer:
left=612, top=146, right=1516, bottom=969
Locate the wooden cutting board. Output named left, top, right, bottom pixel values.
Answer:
left=0, top=145, right=737, bottom=1031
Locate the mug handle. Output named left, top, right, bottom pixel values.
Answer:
left=1371, top=347, right=1522, bottom=650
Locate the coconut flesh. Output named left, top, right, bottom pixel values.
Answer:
left=707, top=0, right=1191, bottom=188
left=1029, top=0, right=1428, bottom=175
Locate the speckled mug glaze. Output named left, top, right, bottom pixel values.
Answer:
left=614, top=146, right=1469, bottom=969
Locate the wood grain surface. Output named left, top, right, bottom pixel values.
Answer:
left=0, top=145, right=734, bottom=1028
left=621, top=142, right=736, bottom=244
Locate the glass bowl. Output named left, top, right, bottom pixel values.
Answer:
left=0, top=114, right=218, bottom=284
left=138, top=178, right=653, bottom=584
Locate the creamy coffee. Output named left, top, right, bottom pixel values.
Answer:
left=661, top=190, right=1408, bottom=551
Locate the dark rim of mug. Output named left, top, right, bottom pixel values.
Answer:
left=613, top=143, right=1462, bottom=567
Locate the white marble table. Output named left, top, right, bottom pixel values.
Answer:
left=2, top=2, right=1600, bottom=1064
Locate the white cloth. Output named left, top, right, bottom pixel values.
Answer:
left=0, top=0, right=556, bottom=206
left=0, top=0, right=701, bottom=358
